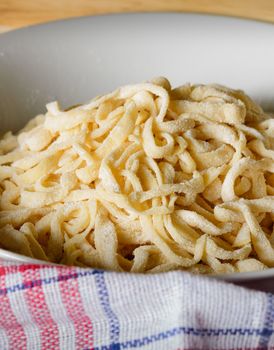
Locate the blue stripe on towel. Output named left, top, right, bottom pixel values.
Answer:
left=0, top=269, right=102, bottom=296
left=258, top=293, right=274, bottom=348
left=91, top=325, right=274, bottom=350
left=95, top=272, right=120, bottom=350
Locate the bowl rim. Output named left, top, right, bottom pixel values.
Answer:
left=1, top=12, right=274, bottom=40
left=1, top=248, right=273, bottom=282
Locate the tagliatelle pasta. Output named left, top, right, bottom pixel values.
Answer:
left=0, top=77, right=273, bottom=274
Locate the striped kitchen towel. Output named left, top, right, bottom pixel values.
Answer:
left=0, top=260, right=273, bottom=350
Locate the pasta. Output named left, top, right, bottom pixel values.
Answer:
left=0, top=77, right=273, bottom=275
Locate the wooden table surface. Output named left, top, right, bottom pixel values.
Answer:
left=1, top=0, right=274, bottom=33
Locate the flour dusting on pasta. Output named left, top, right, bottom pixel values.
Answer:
left=0, top=77, right=273, bottom=274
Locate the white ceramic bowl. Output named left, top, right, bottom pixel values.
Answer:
left=0, top=14, right=274, bottom=289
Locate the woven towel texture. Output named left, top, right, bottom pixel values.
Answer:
left=0, top=260, right=273, bottom=350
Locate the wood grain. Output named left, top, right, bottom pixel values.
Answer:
left=1, top=0, right=274, bottom=32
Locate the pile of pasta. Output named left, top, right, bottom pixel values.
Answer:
left=0, top=77, right=273, bottom=274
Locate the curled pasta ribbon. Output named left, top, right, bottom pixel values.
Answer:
left=0, top=78, right=273, bottom=275
left=221, top=158, right=274, bottom=202
left=143, top=117, right=175, bottom=159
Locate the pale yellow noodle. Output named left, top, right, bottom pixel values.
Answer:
left=0, top=77, right=273, bottom=274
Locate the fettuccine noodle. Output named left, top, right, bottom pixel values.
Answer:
left=0, top=77, right=273, bottom=274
